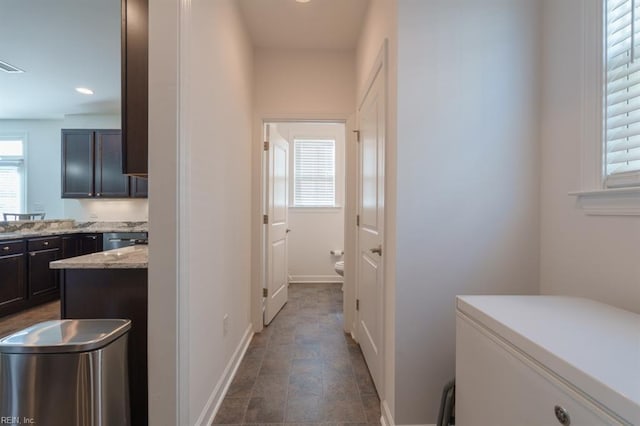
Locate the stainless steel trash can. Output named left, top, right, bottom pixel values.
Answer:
left=0, top=319, right=131, bottom=426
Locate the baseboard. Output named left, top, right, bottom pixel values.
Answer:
left=196, top=323, right=253, bottom=425
left=289, top=274, right=344, bottom=284
left=381, top=400, right=394, bottom=426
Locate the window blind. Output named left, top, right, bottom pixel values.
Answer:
left=605, top=0, right=640, bottom=186
left=293, top=139, right=336, bottom=207
left=0, top=162, right=23, bottom=215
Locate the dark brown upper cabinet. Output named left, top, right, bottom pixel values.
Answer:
left=131, top=177, right=148, bottom=198
left=62, top=129, right=130, bottom=198
left=121, top=0, right=148, bottom=177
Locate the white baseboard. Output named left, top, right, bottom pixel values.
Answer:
left=381, top=399, right=394, bottom=426
left=196, top=323, right=253, bottom=425
left=289, top=274, right=344, bottom=284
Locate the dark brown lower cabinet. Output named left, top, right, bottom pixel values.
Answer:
left=61, top=268, right=148, bottom=426
left=61, top=233, right=103, bottom=259
left=0, top=241, right=27, bottom=317
left=26, top=236, right=61, bottom=305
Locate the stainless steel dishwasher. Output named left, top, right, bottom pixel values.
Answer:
left=103, top=232, right=148, bottom=251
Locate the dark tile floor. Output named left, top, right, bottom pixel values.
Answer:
left=213, top=283, right=381, bottom=425
left=0, top=301, right=60, bottom=338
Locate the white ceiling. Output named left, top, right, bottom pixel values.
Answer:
left=0, top=0, right=121, bottom=119
left=238, top=0, right=370, bottom=50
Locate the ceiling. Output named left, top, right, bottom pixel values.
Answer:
left=238, top=0, right=370, bottom=50
left=0, top=0, right=369, bottom=120
left=0, top=0, right=121, bottom=119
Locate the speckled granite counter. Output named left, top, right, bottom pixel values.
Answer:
left=0, top=220, right=147, bottom=240
left=50, top=245, right=148, bottom=269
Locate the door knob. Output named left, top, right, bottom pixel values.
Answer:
left=286, top=229, right=292, bottom=233
left=370, top=245, right=382, bottom=256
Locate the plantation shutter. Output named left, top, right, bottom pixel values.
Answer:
left=0, top=162, right=23, bottom=215
left=605, top=0, right=640, bottom=187
left=293, top=139, right=336, bottom=207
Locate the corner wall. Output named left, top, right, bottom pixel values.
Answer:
left=540, top=0, right=640, bottom=313
left=395, top=0, right=541, bottom=423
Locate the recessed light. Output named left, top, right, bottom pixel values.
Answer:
left=75, top=87, right=94, bottom=95
left=296, top=0, right=311, bottom=3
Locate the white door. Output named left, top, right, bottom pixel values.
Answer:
left=264, top=124, right=289, bottom=325
left=357, top=53, right=385, bottom=393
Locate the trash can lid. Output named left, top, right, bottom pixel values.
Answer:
left=0, top=319, right=131, bottom=354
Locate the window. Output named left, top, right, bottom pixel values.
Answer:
left=0, top=138, right=25, bottom=216
left=604, top=0, right=640, bottom=187
left=293, top=139, right=336, bottom=207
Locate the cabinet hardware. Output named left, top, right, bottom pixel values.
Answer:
left=30, top=253, right=36, bottom=257
left=43, top=241, right=49, bottom=246
left=2, top=246, right=9, bottom=251
left=263, top=214, right=268, bottom=225
left=263, top=288, right=268, bottom=297
left=554, top=406, right=570, bottom=425
left=88, top=193, right=92, bottom=196
left=356, top=299, right=360, bottom=311
left=353, top=129, right=360, bottom=142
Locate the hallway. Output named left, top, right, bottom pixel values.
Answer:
left=213, top=283, right=381, bottom=424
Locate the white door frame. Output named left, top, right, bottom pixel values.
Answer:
left=251, top=114, right=355, bottom=333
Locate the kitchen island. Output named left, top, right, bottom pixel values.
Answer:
left=50, top=245, right=148, bottom=426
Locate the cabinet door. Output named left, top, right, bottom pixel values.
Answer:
left=456, top=315, right=621, bottom=425
left=28, top=248, right=60, bottom=297
left=131, top=177, right=148, bottom=198
left=95, top=130, right=130, bottom=197
left=122, top=0, right=149, bottom=176
left=61, top=235, right=79, bottom=259
left=61, top=130, right=94, bottom=198
left=0, top=253, right=26, bottom=313
left=78, top=234, right=102, bottom=255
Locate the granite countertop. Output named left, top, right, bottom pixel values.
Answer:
left=50, top=245, right=148, bottom=269
left=0, top=220, right=148, bottom=241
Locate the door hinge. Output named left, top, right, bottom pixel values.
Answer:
left=356, top=214, right=360, bottom=227
left=263, top=141, right=269, bottom=151
left=263, top=214, right=268, bottom=224
left=356, top=299, right=360, bottom=311
left=263, top=288, right=268, bottom=297
left=353, top=130, right=360, bottom=142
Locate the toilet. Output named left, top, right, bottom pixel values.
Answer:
left=334, top=260, right=344, bottom=277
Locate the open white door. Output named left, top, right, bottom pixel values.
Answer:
left=356, top=50, right=385, bottom=393
left=264, top=124, right=289, bottom=325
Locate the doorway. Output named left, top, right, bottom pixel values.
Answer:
left=261, top=121, right=347, bottom=326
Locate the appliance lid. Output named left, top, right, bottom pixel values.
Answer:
left=0, top=319, right=131, bottom=354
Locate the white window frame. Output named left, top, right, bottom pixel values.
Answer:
left=571, top=0, right=640, bottom=215
left=291, top=138, right=338, bottom=209
left=0, top=134, right=27, bottom=216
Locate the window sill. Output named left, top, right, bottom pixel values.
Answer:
left=569, top=187, right=640, bottom=216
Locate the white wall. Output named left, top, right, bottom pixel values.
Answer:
left=395, top=1, right=541, bottom=423
left=0, top=119, right=65, bottom=218
left=251, top=48, right=356, bottom=332
left=274, top=122, right=345, bottom=283
left=356, top=0, right=398, bottom=420
left=180, top=0, right=254, bottom=423
left=540, top=0, right=640, bottom=314
left=148, top=0, right=180, bottom=422
left=0, top=114, right=148, bottom=221
left=254, top=49, right=355, bottom=116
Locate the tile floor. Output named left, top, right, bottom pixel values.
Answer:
left=213, top=283, right=381, bottom=425
left=0, top=301, right=60, bottom=338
